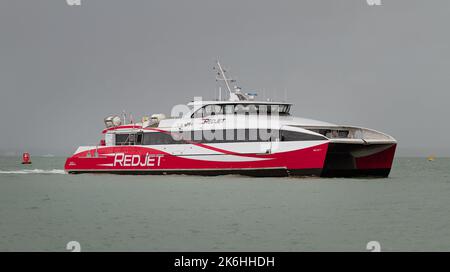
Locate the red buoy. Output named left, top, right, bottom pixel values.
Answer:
left=22, top=152, right=32, bottom=164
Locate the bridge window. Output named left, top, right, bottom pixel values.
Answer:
left=191, top=104, right=291, bottom=118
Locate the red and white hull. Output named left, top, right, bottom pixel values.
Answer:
left=65, top=141, right=329, bottom=177
left=64, top=141, right=396, bottom=177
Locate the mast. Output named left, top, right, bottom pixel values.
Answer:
left=213, top=60, right=249, bottom=101
left=216, top=60, right=233, bottom=96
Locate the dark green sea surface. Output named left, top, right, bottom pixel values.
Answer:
left=0, top=156, right=449, bottom=251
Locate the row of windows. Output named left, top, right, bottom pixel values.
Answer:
left=115, top=129, right=326, bottom=146
left=191, top=104, right=291, bottom=118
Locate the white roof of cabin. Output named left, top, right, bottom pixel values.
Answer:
left=187, top=100, right=292, bottom=106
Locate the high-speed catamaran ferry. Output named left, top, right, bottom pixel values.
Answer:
left=65, top=62, right=396, bottom=177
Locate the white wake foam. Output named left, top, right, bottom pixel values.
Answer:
left=0, top=169, right=66, bottom=174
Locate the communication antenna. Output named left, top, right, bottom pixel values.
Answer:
left=122, top=110, right=127, bottom=125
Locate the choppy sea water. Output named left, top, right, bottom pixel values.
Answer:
left=0, top=156, right=449, bottom=252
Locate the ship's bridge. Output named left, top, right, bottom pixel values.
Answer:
left=187, top=100, right=292, bottom=119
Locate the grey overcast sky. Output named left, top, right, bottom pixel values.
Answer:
left=0, top=0, right=449, bottom=156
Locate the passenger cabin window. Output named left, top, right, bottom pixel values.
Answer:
left=136, top=129, right=280, bottom=145
left=116, top=130, right=324, bottom=146
left=115, top=133, right=143, bottom=145
left=143, top=132, right=179, bottom=145
left=280, top=130, right=326, bottom=141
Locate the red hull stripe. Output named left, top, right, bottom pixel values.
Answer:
left=65, top=143, right=330, bottom=172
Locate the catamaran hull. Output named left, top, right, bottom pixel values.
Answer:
left=64, top=142, right=396, bottom=177
left=321, top=143, right=397, bottom=177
